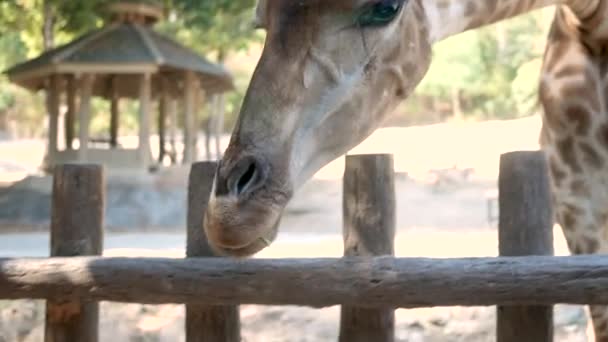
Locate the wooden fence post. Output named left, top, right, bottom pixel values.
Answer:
left=497, top=151, right=554, bottom=342
left=45, top=164, right=104, bottom=342
left=186, top=162, right=240, bottom=342
left=339, top=154, right=396, bottom=342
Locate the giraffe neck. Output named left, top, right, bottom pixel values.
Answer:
left=423, top=0, right=600, bottom=43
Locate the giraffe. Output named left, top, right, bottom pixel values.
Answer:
left=203, top=0, right=607, bottom=338
left=540, top=2, right=608, bottom=341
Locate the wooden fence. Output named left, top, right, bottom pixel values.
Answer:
left=2, top=151, right=608, bottom=342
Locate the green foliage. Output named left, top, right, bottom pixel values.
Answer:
left=0, top=0, right=260, bottom=137
left=0, top=1, right=555, bottom=137
left=0, top=32, right=27, bottom=71
left=511, top=58, right=543, bottom=115
left=0, top=3, right=44, bottom=137
left=168, top=0, right=259, bottom=59
left=158, top=0, right=261, bottom=129
left=398, top=10, right=550, bottom=124
left=0, top=0, right=106, bottom=54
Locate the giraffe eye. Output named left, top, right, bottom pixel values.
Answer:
left=356, top=0, right=404, bottom=27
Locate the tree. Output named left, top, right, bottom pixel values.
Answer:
left=160, top=0, right=262, bottom=139
left=0, top=0, right=262, bottom=137
left=0, top=0, right=108, bottom=54
left=164, top=0, right=259, bottom=61
left=0, top=0, right=122, bottom=138
left=398, top=9, right=550, bottom=124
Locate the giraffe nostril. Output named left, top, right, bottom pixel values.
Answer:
left=236, top=162, right=257, bottom=195
left=226, top=157, right=266, bottom=197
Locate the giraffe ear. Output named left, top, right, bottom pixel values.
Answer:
left=254, top=0, right=268, bottom=29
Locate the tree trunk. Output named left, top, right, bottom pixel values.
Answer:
left=451, top=87, right=463, bottom=121
left=42, top=0, right=55, bottom=51
left=495, top=21, right=506, bottom=61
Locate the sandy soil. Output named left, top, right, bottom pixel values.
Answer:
left=0, top=116, right=594, bottom=341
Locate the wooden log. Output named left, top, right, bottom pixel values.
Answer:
left=3, top=256, right=608, bottom=308
left=186, top=162, right=240, bottom=342
left=497, top=151, right=554, bottom=342
left=45, top=165, right=104, bottom=342
left=340, top=154, right=395, bottom=342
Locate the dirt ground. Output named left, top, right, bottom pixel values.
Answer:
left=0, top=300, right=590, bottom=342
left=0, top=116, right=595, bottom=341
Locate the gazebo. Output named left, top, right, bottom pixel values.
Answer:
left=5, top=2, right=233, bottom=171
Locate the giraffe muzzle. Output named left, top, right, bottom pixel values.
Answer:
left=204, top=153, right=291, bottom=257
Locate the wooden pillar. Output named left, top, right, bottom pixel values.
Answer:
left=192, top=83, right=204, bottom=162
left=168, top=99, right=178, bottom=165
left=158, top=79, right=169, bottom=164
left=65, top=75, right=77, bottom=150
left=204, top=96, right=213, bottom=161
left=110, top=76, right=120, bottom=149
left=45, top=165, right=104, bottom=342
left=183, top=71, right=196, bottom=164
left=186, top=162, right=240, bottom=342
left=497, top=151, right=554, bottom=342
left=214, top=93, right=225, bottom=159
left=138, top=73, right=152, bottom=169
left=205, top=94, right=221, bottom=161
left=47, top=74, right=61, bottom=158
left=78, top=74, right=94, bottom=162
left=339, top=154, right=396, bottom=342
left=195, top=88, right=205, bottom=162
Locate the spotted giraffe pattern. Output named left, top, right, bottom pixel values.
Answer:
left=540, top=3, right=608, bottom=341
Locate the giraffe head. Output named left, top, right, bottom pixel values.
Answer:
left=205, top=0, right=432, bottom=257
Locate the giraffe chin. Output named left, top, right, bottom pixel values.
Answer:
left=208, top=234, right=276, bottom=258
left=204, top=196, right=282, bottom=258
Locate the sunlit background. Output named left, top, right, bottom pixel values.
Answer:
left=0, top=2, right=590, bottom=341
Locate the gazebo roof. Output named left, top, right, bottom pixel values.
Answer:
left=5, top=22, right=234, bottom=97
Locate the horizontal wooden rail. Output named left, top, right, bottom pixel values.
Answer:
left=1, top=256, right=608, bottom=308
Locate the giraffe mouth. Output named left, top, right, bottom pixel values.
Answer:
left=205, top=213, right=281, bottom=258
left=212, top=236, right=275, bottom=257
